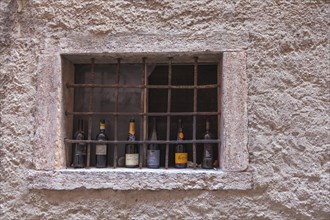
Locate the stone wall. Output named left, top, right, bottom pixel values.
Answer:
left=1, top=0, right=329, bottom=219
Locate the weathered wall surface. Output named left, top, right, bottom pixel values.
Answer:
left=1, top=0, right=329, bottom=219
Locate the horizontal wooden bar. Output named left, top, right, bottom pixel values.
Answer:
left=65, top=139, right=221, bottom=145
left=67, top=83, right=141, bottom=89
left=66, top=111, right=220, bottom=116
left=149, top=85, right=218, bottom=89
left=66, top=111, right=143, bottom=116
left=66, top=83, right=219, bottom=89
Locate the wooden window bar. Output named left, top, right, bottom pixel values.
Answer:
left=66, top=112, right=219, bottom=116
left=66, top=56, right=220, bottom=169
left=193, top=57, right=198, bottom=169
left=66, top=84, right=219, bottom=89
left=165, top=57, right=172, bottom=169
left=217, top=55, right=222, bottom=168
left=86, top=58, right=95, bottom=167
left=141, top=58, right=148, bottom=168
left=113, top=58, right=120, bottom=168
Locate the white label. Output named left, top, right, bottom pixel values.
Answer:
left=125, top=154, right=139, bottom=166
left=96, top=144, right=107, bottom=155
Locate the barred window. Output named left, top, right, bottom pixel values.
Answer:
left=64, top=54, right=221, bottom=169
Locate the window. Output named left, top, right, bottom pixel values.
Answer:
left=64, top=54, right=221, bottom=169
left=30, top=52, right=251, bottom=191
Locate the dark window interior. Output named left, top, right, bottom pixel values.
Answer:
left=71, top=62, right=219, bottom=168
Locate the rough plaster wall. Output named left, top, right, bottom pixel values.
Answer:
left=0, top=0, right=329, bottom=219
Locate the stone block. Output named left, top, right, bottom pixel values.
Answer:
left=220, top=51, right=249, bottom=171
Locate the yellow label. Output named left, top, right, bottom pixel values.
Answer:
left=175, top=153, right=187, bottom=164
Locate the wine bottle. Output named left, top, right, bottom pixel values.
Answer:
left=175, top=119, right=187, bottom=168
left=72, top=119, right=87, bottom=168
left=95, top=119, right=108, bottom=168
left=202, top=119, right=214, bottom=169
left=125, top=118, right=139, bottom=168
left=147, top=117, right=160, bottom=168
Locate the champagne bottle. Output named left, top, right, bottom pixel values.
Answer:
left=72, top=119, right=87, bottom=168
left=147, top=117, right=160, bottom=168
left=125, top=118, right=139, bottom=168
left=175, top=119, right=187, bottom=168
left=202, top=119, right=214, bottom=169
left=95, top=119, right=108, bottom=168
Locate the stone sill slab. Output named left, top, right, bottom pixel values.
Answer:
left=28, top=168, right=253, bottom=191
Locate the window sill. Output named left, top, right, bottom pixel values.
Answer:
left=28, top=168, right=253, bottom=191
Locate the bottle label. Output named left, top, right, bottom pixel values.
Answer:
left=204, top=144, right=213, bottom=158
left=96, top=144, right=107, bottom=155
left=147, top=150, right=160, bottom=166
left=175, top=153, right=188, bottom=164
left=126, top=154, right=139, bottom=166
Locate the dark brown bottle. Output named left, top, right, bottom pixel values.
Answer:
left=175, top=119, right=187, bottom=168
left=147, top=118, right=160, bottom=168
left=72, top=119, right=86, bottom=168
left=202, top=119, right=214, bottom=169
left=125, top=118, right=139, bottom=168
left=95, top=119, right=108, bottom=168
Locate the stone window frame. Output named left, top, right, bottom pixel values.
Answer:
left=29, top=51, right=251, bottom=191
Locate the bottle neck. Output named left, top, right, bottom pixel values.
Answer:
left=98, top=120, right=106, bottom=135
left=177, top=131, right=184, bottom=140
left=78, top=119, right=84, bottom=134
left=129, top=121, right=135, bottom=135
left=150, top=118, right=157, bottom=140
left=206, top=120, right=210, bottom=132
left=128, top=120, right=136, bottom=141
left=177, top=120, right=184, bottom=140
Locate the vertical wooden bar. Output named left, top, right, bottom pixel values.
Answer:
left=87, top=119, right=92, bottom=168
left=193, top=57, right=198, bottom=169
left=165, top=57, right=172, bottom=169
left=143, top=57, right=148, bottom=167
left=113, top=58, right=121, bottom=168
left=87, top=58, right=95, bottom=167
left=217, top=55, right=222, bottom=169
left=139, top=58, right=147, bottom=168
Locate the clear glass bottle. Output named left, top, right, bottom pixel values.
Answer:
left=72, top=119, right=86, bottom=168
left=202, top=119, right=214, bottom=169
left=147, top=118, right=160, bottom=168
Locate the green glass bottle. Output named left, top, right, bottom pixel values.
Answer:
left=125, top=118, right=139, bottom=168
left=95, top=119, right=108, bottom=168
